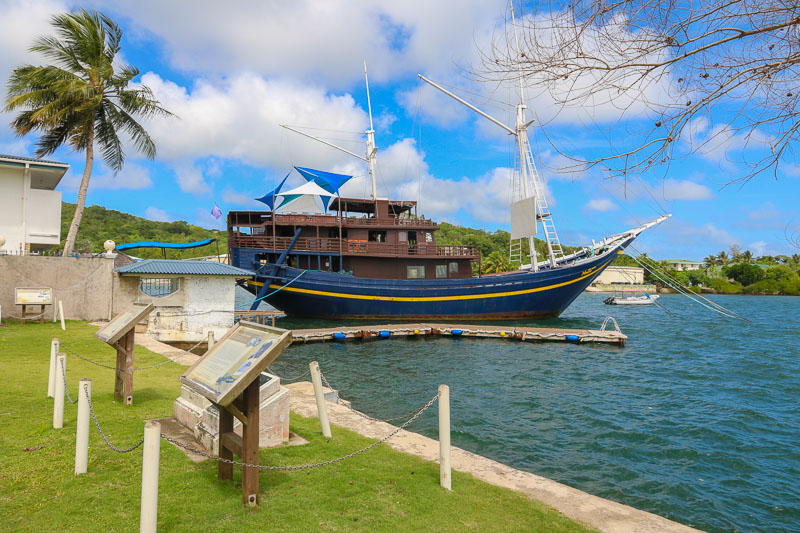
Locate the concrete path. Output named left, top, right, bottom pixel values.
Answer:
left=286, top=381, right=702, bottom=533
left=89, top=322, right=200, bottom=366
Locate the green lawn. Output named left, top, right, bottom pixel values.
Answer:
left=0, top=320, right=594, bottom=532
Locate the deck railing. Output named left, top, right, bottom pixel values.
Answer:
left=230, top=213, right=436, bottom=228
left=229, top=235, right=478, bottom=258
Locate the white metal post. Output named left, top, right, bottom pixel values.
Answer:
left=140, top=420, right=161, bottom=533
left=438, top=384, right=452, bottom=490
left=207, top=330, right=215, bottom=350
left=48, top=338, right=59, bottom=398
left=53, top=298, right=58, bottom=322
left=53, top=354, right=65, bottom=429
left=309, top=361, right=332, bottom=439
left=58, top=300, right=66, bottom=331
left=75, top=378, right=91, bottom=474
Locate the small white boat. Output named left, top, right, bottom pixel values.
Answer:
left=604, top=294, right=659, bottom=305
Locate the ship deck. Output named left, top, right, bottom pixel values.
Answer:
left=290, top=322, right=626, bottom=346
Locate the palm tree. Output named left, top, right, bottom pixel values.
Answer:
left=482, top=251, right=511, bottom=274
left=703, top=254, right=718, bottom=267
left=717, top=251, right=730, bottom=265
left=4, top=10, right=172, bottom=256
left=741, top=250, right=754, bottom=263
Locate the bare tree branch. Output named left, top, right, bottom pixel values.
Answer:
left=474, top=0, right=800, bottom=183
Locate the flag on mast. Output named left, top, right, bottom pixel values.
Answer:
left=211, top=202, right=222, bottom=219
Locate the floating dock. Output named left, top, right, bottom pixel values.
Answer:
left=291, top=322, right=627, bottom=346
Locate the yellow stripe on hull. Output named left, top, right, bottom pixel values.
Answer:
left=247, top=257, right=615, bottom=303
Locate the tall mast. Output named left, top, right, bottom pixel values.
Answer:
left=364, top=62, right=378, bottom=200
left=280, top=63, right=381, bottom=203
left=510, top=4, right=537, bottom=270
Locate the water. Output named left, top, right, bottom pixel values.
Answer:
left=250, top=291, right=800, bottom=533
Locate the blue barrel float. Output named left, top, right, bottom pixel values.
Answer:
left=333, top=332, right=346, bottom=340
left=565, top=334, right=580, bottom=342
left=451, top=329, right=463, bottom=335
left=379, top=330, right=391, bottom=338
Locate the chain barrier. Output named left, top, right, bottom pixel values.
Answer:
left=61, top=341, right=200, bottom=372
left=60, top=362, right=78, bottom=404
left=159, top=392, right=438, bottom=470
left=267, top=365, right=311, bottom=382
left=61, top=345, right=118, bottom=370
left=5, top=311, right=48, bottom=320
left=84, top=385, right=144, bottom=453
left=319, top=370, right=431, bottom=423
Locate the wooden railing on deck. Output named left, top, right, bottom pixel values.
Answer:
left=229, top=235, right=478, bottom=258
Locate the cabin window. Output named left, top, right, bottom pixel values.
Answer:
left=436, top=265, right=447, bottom=278
left=369, top=231, right=387, bottom=242
left=140, top=278, right=180, bottom=298
left=449, top=262, right=459, bottom=275
left=398, top=231, right=407, bottom=242
left=407, top=266, right=426, bottom=279
left=425, top=232, right=433, bottom=243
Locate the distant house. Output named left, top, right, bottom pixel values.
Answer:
left=593, top=266, right=644, bottom=284
left=664, top=259, right=703, bottom=271
left=114, top=259, right=253, bottom=343
left=0, top=154, right=69, bottom=254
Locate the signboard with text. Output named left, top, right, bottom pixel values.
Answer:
left=95, top=302, right=154, bottom=345
left=180, top=322, right=292, bottom=406
left=15, top=287, right=53, bottom=305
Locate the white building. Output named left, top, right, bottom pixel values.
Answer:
left=114, top=259, right=254, bottom=343
left=663, top=260, right=703, bottom=271
left=593, top=266, right=644, bottom=285
left=0, top=154, right=69, bottom=254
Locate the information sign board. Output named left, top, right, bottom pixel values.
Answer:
left=180, top=321, right=292, bottom=406
left=15, top=287, right=53, bottom=305
left=95, top=302, right=154, bottom=345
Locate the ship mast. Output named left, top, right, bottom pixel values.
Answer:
left=417, top=5, right=564, bottom=269
left=280, top=63, right=380, bottom=202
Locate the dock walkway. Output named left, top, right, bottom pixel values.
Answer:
left=291, top=322, right=627, bottom=346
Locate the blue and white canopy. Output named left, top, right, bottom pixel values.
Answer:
left=254, top=173, right=289, bottom=210
left=294, top=166, right=353, bottom=195
left=276, top=181, right=337, bottom=212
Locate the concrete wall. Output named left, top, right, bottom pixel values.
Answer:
left=0, top=255, right=115, bottom=320
left=114, top=274, right=236, bottom=343
left=592, top=266, right=644, bottom=285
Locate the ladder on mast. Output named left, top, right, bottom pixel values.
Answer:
left=523, top=142, right=564, bottom=263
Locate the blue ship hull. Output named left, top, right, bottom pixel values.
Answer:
left=240, top=240, right=631, bottom=320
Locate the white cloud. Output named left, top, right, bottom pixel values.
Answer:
left=222, top=188, right=262, bottom=209
left=139, top=73, right=368, bottom=171
left=144, top=206, right=173, bottom=222
left=585, top=198, right=617, bottom=212
left=98, top=0, right=507, bottom=87
left=173, top=163, right=210, bottom=196
left=60, top=164, right=153, bottom=192
left=661, top=179, right=713, bottom=201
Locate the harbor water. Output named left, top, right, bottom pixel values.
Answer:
left=252, top=291, right=799, bottom=533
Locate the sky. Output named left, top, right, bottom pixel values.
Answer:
left=1, top=0, right=798, bottom=260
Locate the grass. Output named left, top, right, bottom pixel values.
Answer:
left=0, top=320, right=595, bottom=532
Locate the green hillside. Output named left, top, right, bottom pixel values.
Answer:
left=60, top=203, right=226, bottom=259
left=57, top=202, right=593, bottom=269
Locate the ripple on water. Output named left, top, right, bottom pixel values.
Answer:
left=266, top=293, right=800, bottom=533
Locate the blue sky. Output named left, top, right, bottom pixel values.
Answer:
left=1, top=0, right=798, bottom=260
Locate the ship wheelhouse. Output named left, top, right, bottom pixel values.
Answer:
left=228, top=198, right=480, bottom=281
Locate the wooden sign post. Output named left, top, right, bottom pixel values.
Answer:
left=15, top=287, right=53, bottom=325
left=95, top=303, right=154, bottom=405
left=180, top=321, right=292, bottom=507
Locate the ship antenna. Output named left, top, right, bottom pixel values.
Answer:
left=510, top=4, right=526, bottom=107
left=364, top=61, right=378, bottom=200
